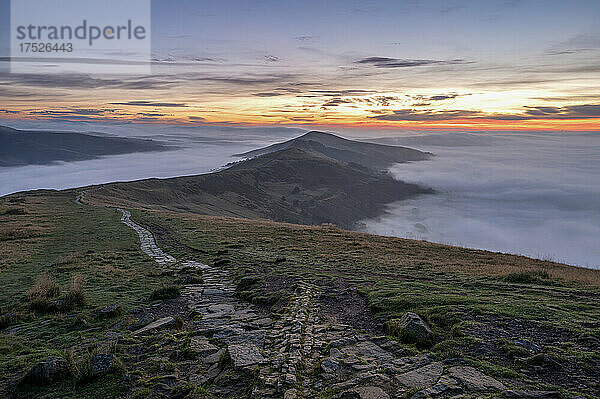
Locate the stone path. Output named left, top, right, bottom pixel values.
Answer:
left=118, top=209, right=177, bottom=266
left=116, top=208, right=510, bottom=398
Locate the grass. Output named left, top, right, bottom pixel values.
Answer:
left=0, top=191, right=174, bottom=398
left=66, top=274, right=87, bottom=308
left=149, top=284, right=181, bottom=300
left=504, top=270, right=551, bottom=284
left=2, top=190, right=600, bottom=396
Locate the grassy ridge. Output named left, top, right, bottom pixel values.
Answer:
left=87, top=148, right=432, bottom=229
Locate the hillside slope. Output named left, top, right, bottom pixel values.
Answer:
left=236, top=131, right=432, bottom=170
left=0, top=125, right=169, bottom=167
left=1, top=192, right=599, bottom=398
left=88, top=148, right=433, bottom=228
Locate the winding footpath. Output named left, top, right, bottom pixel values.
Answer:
left=113, top=204, right=508, bottom=398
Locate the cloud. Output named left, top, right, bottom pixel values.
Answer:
left=546, top=48, right=594, bottom=56
left=516, top=104, right=600, bottom=119
left=371, top=104, right=600, bottom=121
left=294, top=36, right=314, bottom=42
left=30, top=108, right=117, bottom=117
left=321, top=98, right=354, bottom=108
left=524, top=106, right=562, bottom=115
left=253, top=92, right=285, bottom=97
left=429, top=94, right=460, bottom=101
left=371, top=109, right=482, bottom=121
left=189, top=73, right=296, bottom=86
left=410, top=93, right=465, bottom=102
left=564, top=104, right=600, bottom=117
left=306, top=89, right=376, bottom=97
left=356, top=57, right=472, bottom=68
left=136, top=112, right=168, bottom=117
left=110, top=101, right=188, bottom=107
left=0, top=73, right=176, bottom=90
left=264, top=55, right=280, bottom=62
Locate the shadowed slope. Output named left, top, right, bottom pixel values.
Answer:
left=88, top=148, right=433, bottom=228
left=0, top=125, right=170, bottom=167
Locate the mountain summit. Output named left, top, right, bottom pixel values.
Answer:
left=236, top=131, right=432, bottom=171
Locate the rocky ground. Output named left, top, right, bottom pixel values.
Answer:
left=100, top=208, right=560, bottom=399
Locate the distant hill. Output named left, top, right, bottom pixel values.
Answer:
left=235, top=131, right=432, bottom=170
left=0, top=125, right=170, bottom=167
left=89, top=148, right=433, bottom=228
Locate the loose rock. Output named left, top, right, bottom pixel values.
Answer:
left=132, top=316, right=175, bottom=335
left=227, top=344, right=265, bottom=368
left=91, top=353, right=117, bottom=376
left=190, top=336, right=218, bottom=357
left=385, top=312, right=432, bottom=344
left=448, top=366, right=506, bottom=391
left=396, top=362, right=443, bottom=388
left=22, top=357, right=69, bottom=384
left=341, top=386, right=391, bottom=399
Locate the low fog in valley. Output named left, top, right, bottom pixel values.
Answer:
left=2, top=120, right=598, bottom=269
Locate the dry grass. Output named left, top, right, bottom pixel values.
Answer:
left=66, top=274, right=87, bottom=308
left=27, top=271, right=61, bottom=300
left=27, top=271, right=61, bottom=312
left=0, top=225, right=43, bottom=242
left=170, top=212, right=600, bottom=287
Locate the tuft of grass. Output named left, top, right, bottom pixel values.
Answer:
left=0, top=226, right=41, bottom=241
left=131, top=387, right=152, bottom=399
left=65, top=274, right=87, bottom=309
left=218, top=349, right=233, bottom=369
left=27, top=272, right=61, bottom=312
left=27, top=272, right=61, bottom=300
left=0, top=208, right=27, bottom=216
left=0, top=312, right=21, bottom=329
left=149, top=285, right=181, bottom=300
left=504, top=270, right=550, bottom=284
left=173, top=315, right=184, bottom=329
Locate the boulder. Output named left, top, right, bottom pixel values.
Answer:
left=284, top=388, right=298, bottom=399
left=386, top=312, right=432, bottom=344
left=23, top=357, right=69, bottom=384
left=448, top=366, right=506, bottom=391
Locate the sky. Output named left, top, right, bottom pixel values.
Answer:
left=1, top=0, right=599, bottom=130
